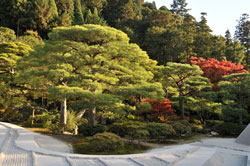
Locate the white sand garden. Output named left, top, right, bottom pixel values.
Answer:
left=0, top=122, right=249, bottom=166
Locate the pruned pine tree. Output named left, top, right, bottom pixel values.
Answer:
left=18, top=25, right=161, bottom=128
left=162, top=63, right=210, bottom=120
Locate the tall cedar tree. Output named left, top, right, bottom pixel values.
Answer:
left=235, top=13, right=250, bottom=68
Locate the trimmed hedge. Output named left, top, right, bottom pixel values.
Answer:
left=146, top=122, right=176, bottom=139
left=216, top=122, right=246, bottom=136
left=88, top=132, right=124, bottom=152
left=78, top=124, right=107, bottom=136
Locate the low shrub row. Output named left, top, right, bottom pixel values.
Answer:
left=78, top=120, right=192, bottom=140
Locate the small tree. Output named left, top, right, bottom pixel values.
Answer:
left=162, top=62, right=210, bottom=120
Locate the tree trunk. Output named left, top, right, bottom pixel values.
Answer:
left=239, top=95, right=243, bottom=125
left=88, top=107, right=96, bottom=126
left=31, top=108, right=35, bottom=127
left=60, top=98, right=67, bottom=126
left=75, top=109, right=86, bottom=121
left=239, top=113, right=243, bottom=125
left=100, top=115, right=107, bottom=125
left=180, top=96, right=185, bottom=120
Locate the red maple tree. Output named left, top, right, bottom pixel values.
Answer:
left=141, top=98, right=174, bottom=122
left=189, top=56, right=248, bottom=85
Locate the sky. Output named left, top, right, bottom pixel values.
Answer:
left=145, top=0, right=250, bottom=36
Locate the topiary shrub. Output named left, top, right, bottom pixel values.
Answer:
left=170, top=121, right=192, bottom=136
left=108, top=120, right=146, bottom=138
left=40, top=112, right=60, bottom=132
left=216, top=122, right=246, bottom=136
left=205, top=120, right=224, bottom=130
left=88, top=132, right=124, bottom=152
left=78, top=124, right=107, bottom=136
left=146, top=122, right=176, bottom=139
left=191, top=124, right=203, bottom=132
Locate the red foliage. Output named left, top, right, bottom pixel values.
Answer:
left=189, top=56, right=248, bottom=84
left=142, top=98, right=174, bottom=122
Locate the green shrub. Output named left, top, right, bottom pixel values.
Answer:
left=191, top=124, right=203, bottom=132
left=146, top=122, right=176, bottom=139
left=205, top=120, right=224, bottom=130
left=40, top=112, right=60, bottom=132
left=78, top=124, right=107, bottom=136
left=88, top=132, right=124, bottom=152
left=109, top=120, right=146, bottom=138
left=216, top=122, right=246, bottom=136
left=190, top=119, right=202, bottom=125
left=170, top=121, right=192, bottom=136
left=64, top=110, right=78, bottom=132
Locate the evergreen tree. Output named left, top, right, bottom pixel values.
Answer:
left=170, top=0, right=190, bottom=16
left=73, top=0, right=84, bottom=25
left=162, top=63, right=210, bottom=120
left=194, top=12, right=213, bottom=58
left=85, top=8, right=106, bottom=25
left=218, top=73, right=250, bottom=124
left=225, top=30, right=245, bottom=63
left=0, top=27, right=16, bottom=42
left=55, top=0, right=74, bottom=26
left=18, top=25, right=161, bottom=127
left=235, top=13, right=250, bottom=68
left=48, top=0, right=58, bottom=18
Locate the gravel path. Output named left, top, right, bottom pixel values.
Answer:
left=0, top=122, right=249, bottom=166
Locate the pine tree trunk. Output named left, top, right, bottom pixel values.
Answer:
left=75, top=109, right=86, bottom=121
left=239, top=112, right=243, bottom=125
left=88, top=107, right=96, bottom=126
left=60, top=98, right=67, bottom=126
left=180, top=97, right=185, bottom=120
left=31, top=108, right=35, bottom=127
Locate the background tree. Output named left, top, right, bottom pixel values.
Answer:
left=73, top=0, right=84, bottom=25
left=189, top=56, right=248, bottom=85
left=235, top=13, right=250, bottom=68
left=55, top=0, right=74, bottom=26
left=170, top=0, right=190, bottom=16
left=225, top=30, right=245, bottom=63
left=218, top=73, right=250, bottom=124
left=194, top=12, right=213, bottom=58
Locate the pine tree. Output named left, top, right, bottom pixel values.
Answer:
left=162, top=63, right=210, bottom=120
left=18, top=25, right=161, bottom=127
left=48, top=0, right=58, bottom=18
left=170, top=0, right=190, bottom=16
left=73, top=0, right=84, bottom=25
left=235, top=13, right=250, bottom=68
left=218, top=73, right=250, bottom=124
left=55, top=0, right=74, bottom=26
left=225, top=30, right=245, bottom=63
left=194, top=12, right=213, bottom=58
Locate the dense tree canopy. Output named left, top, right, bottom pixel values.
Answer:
left=0, top=0, right=250, bottom=136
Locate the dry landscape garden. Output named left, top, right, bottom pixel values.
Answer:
left=0, top=0, right=250, bottom=165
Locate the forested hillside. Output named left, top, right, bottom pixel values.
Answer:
left=0, top=0, right=250, bottom=139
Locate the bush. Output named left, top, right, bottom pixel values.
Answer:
left=88, top=132, right=124, bottom=152
left=205, top=120, right=224, bottom=130
left=78, top=124, right=107, bottom=136
left=40, top=112, right=60, bottom=132
left=191, top=124, right=203, bottom=132
left=64, top=110, right=78, bottom=132
left=170, top=121, right=192, bottom=136
left=109, top=120, right=146, bottom=139
left=146, top=122, right=176, bottom=139
left=216, top=122, right=246, bottom=136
